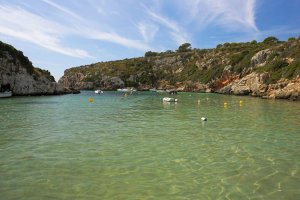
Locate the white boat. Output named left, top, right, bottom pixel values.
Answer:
left=117, top=88, right=129, bottom=92
left=201, top=117, right=207, bottom=121
left=163, top=97, right=178, bottom=102
left=117, top=88, right=137, bottom=92
left=95, top=89, right=103, bottom=94
left=0, top=91, right=12, bottom=98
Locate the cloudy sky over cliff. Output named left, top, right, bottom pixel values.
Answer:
left=0, top=0, right=299, bottom=80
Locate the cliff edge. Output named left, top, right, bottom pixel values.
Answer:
left=0, top=41, right=78, bottom=96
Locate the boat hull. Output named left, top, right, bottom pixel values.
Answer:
left=163, top=97, right=178, bottom=102
left=0, top=91, right=12, bottom=98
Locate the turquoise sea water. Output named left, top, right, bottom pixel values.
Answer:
left=0, top=91, right=300, bottom=199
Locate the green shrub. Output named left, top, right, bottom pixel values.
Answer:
left=283, top=59, right=300, bottom=79
left=233, top=53, right=253, bottom=73
left=177, top=43, right=192, bottom=53
left=263, top=36, right=279, bottom=44
left=266, top=71, right=282, bottom=84
left=145, top=51, right=159, bottom=57
left=216, top=44, right=223, bottom=48
left=267, top=52, right=279, bottom=62
left=197, top=67, right=223, bottom=83
left=230, top=51, right=249, bottom=66
left=33, top=68, right=55, bottom=82
left=259, top=58, right=288, bottom=72
left=288, top=37, right=296, bottom=41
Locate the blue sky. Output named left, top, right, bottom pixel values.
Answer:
left=0, top=0, right=300, bottom=81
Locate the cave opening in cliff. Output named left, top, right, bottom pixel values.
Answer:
left=0, top=84, right=11, bottom=92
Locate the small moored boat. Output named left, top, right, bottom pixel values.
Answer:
left=201, top=117, right=207, bottom=121
left=0, top=91, right=12, bottom=98
left=117, top=88, right=137, bottom=92
left=95, top=89, right=103, bottom=94
left=163, top=97, right=178, bottom=102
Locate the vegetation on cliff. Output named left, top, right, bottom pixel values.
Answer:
left=62, top=36, right=300, bottom=91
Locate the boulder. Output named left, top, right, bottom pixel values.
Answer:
left=251, top=49, right=271, bottom=67
left=217, top=72, right=268, bottom=96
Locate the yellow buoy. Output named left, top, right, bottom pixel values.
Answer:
left=89, top=97, right=94, bottom=103
left=239, top=100, right=243, bottom=104
left=224, top=102, right=228, bottom=108
left=198, top=99, right=201, bottom=104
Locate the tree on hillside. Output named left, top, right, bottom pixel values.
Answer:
left=288, top=37, right=296, bottom=41
left=145, top=51, right=158, bottom=57
left=177, top=43, right=192, bottom=52
left=263, top=36, right=279, bottom=44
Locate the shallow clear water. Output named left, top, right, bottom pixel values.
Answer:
left=0, top=91, right=300, bottom=199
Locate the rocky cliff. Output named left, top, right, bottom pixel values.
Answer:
left=0, top=41, right=77, bottom=96
left=59, top=37, right=300, bottom=100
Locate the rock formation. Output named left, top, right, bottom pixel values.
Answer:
left=0, top=41, right=78, bottom=96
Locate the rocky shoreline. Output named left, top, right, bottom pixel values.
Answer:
left=58, top=70, right=300, bottom=101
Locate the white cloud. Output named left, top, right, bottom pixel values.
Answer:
left=86, top=0, right=119, bottom=16
left=41, top=0, right=83, bottom=21
left=41, top=0, right=149, bottom=51
left=82, top=30, right=150, bottom=51
left=146, top=10, right=190, bottom=45
left=183, top=0, right=258, bottom=32
left=137, top=21, right=159, bottom=42
left=0, top=5, right=90, bottom=58
left=0, top=2, right=151, bottom=58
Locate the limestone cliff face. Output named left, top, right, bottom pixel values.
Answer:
left=216, top=72, right=300, bottom=100
left=0, top=41, right=77, bottom=96
left=59, top=37, right=300, bottom=100
left=58, top=72, right=94, bottom=90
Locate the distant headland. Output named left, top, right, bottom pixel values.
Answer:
left=60, top=36, right=300, bottom=100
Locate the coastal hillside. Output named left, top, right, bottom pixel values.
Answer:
left=60, top=37, right=300, bottom=100
left=0, top=41, right=76, bottom=96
